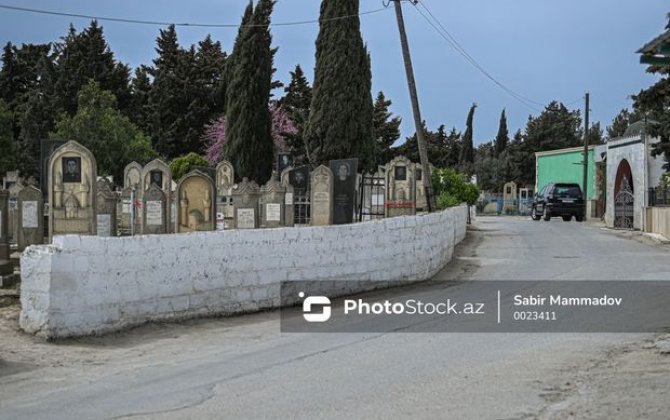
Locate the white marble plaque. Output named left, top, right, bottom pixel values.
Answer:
left=266, top=203, right=281, bottom=222
left=97, top=214, right=111, bottom=237
left=122, top=200, right=131, bottom=214
left=237, top=208, right=255, bottom=229
left=146, top=200, right=163, bottom=226
left=372, top=194, right=384, bottom=206
left=285, top=193, right=294, bottom=205
left=22, top=201, right=39, bottom=228
left=216, top=212, right=225, bottom=231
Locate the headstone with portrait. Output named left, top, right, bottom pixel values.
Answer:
left=17, top=185, right=44, bottom=251
left=503, top=181, right=518, bottom=214
left=231, top=178, right=260, bottom=229
left=277, top=153, right=294, bottom=175
left=385, top=156, right=416, bottom=217
left=95, top=179, right=118, bottom=237
left=260, top=173, right=286, bottom=229
left=40, top=139, right=67, bottom=199
left=288, top=166, right=310, bottom=225
left=48, top=140, right=97, bottom=238
left=140, top=159, right=172, bottom=234
left=329, top=159, right=358, bottom=224
left=310, top=165, right=334, bottom=226
left=176, top=170, right=216, bottom=233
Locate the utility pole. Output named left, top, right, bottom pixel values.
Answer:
left=393, top=0, right=437, bottom=212
left=582, top=92, right=590, bottom=219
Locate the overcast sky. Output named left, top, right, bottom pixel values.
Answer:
left=1, top=0, right=668, bottom=145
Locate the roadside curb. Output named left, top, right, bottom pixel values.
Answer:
left=598, top=227, right=670, bottom=246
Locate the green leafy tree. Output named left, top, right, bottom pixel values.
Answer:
left=372, top=91, right=401, bottom=169
left=50, top=81, right=155, bottom=184
left=432, top=167, right=480, bottom=209
left=170, top=152, right=209, bottom=181
left=279, top=64, right=312, bottom=164
left=494, top=108, right=509, bottom=157
left=305, top=0, right=375, bottom=170
left=224, top=0, right=275, bottom=182
left=459, top=103, right=476, bottom=175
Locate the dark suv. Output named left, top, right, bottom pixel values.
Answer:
left=531, top=183, right=585, bottom=222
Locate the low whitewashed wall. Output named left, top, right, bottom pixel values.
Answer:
left=20, top=206, right=468, bottom=339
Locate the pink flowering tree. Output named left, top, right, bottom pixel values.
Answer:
left=204, top=102, right=297, bottom=165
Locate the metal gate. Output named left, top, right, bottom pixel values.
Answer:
left=359, top=173, right=385, bottom=222
left=614, top=176, right=634, bottom=229
left=293, top=189, right=310, bottom=226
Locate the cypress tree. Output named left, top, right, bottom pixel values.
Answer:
left=280, top=64, right=312, bottom=164
left=305, top=0, right=375, bottom=169
left=372, top=91, right=401, bottom=168
left=494, top=108, right=508, bottom=157
left=224, top=0, right=275, bottom=183
left=459, top=103, right=476, bottom=175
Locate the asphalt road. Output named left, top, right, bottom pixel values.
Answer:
left=1, top=216, right=669, bottom=419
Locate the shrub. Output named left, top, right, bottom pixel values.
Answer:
left=432, top=167, right=481, bottom=210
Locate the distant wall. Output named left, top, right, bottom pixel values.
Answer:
left=20, top=206, right=468, bottom=339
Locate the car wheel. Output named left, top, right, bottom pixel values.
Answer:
left=575, top=215, right=584, bottom=222
left=543, top=207, right=551, bottom=221
left=531, top=207, right=541, bottom=221
left=562, top=216, right=572, bottom=222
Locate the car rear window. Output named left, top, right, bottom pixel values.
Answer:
left=554, top=184, right=582, bottom=197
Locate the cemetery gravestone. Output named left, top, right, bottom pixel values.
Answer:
left=17, top=185, right=44, bottom=251
left=260, top=174, right=286, bottom=228
left=415, top=163, right=433, bottom=212
left=140, top=159, right=172, bottom=234
left=143, top=184, right=167, bottom=234
left=232, top=178, right=260, bottom=229
left=48, top=140, right=97, bottom=238
left=277, top=153, right=294, bottom=174
left=216, top=160, right=235, bottom=230
left=503, top=181, right=518, bottom=214
left=329, top=159, right=358, bottom=224
left=40, top=139, right=67, bottom=199
left=0, top=191, right=11, bottom=276
left=176, top=170, right=216, bottom=233
left=124, top=161, right=142, bottom=190
left=95, top=179, right=118, bottom=237
left=385, top=156, right=416, bottom=217
left=310, top=165, right=334, bottom=226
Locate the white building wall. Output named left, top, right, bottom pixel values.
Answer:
left=20, top=206, right=468, bottom=339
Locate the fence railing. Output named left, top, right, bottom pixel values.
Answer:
left=648, top=187, right=670, bottom=207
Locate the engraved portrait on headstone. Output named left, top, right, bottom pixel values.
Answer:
left=329, top=159, right=358, bottom=224
left=48, top=140, right=97, bottom=238
left=140, top=159, right=172, bottom=234
left=385, top=156, right=416, bottom=217
left=277, top=153, right=293, bottom=174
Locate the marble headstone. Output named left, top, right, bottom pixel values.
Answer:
left=232, top=178, right=260, bottom=229
left=143, top=183, right=167, bottom=234
left=216, top=160, right=235, bottom=230
left=310, top=165, right=334, bottom=226
left=329, top=159, right=358, bottom=224
left=260, top=173, right=286, bottom=229
left=48, top=140, right=97, bottom=238
left=17, top=185, right=44, bottom=251
left=140, top=159, right=172, bottom=234
left=95, top=179, right=118, bottom=237
left=176, top=170, right=215, bottom=233
left=385, top=156, right=416, bottom=217
left=0, top=191, right=11, bottom=276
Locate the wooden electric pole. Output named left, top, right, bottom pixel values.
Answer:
left=582, top=92, right=590, bottom=219
left=393, top=0, right=437, bottom=212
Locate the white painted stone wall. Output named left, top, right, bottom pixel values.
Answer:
left=20, top=206, right=468, bottom=339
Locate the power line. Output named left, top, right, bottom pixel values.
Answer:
left=411, top=1, right=544, bottom=112
left=0, top=3, right=390, bottom=28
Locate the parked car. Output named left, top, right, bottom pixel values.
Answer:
left=531, top=183, right=585, bottom=222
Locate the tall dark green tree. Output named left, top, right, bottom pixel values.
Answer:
left=0, top=99, right=17, bottom=175
left=52, top=22, right=131, bottom=117
left=224, top=0, right=275, bottom=182
left=494, top=108, right=509, bottom=157
left=305, top=0, right=375, bottom=169
left=459, top=103, right=476, bottom=175
left=607, top=108, right=642, bottom=139
left=372, top=91, right=401, bottom=168
left=280, top=64, right=312, bottom=164
left=129, top=65, right=152, bottom=134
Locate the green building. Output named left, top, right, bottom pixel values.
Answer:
left=535, top=146, right=597, bottom=200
